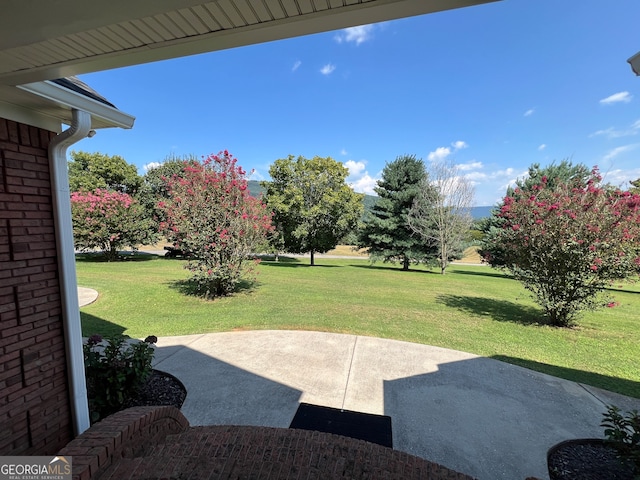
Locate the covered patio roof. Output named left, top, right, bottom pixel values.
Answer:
left=0, top=0, right=502, bottom=131
left=629, top=51, right=640, bottom=75
left=1, top=0, right=498, bottom=87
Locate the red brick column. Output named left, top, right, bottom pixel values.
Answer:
left=0, top=118, right=73, bottom=454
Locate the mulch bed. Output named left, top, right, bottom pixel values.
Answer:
left=124, top=369, right=187, bottom=409
left=547, top=439, right=635, bottom=480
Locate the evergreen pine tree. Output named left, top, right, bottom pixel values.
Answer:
left=358, top=154, right=435, bottom=270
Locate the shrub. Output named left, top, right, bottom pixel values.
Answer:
left=602, top=405, right=640, bottom=475
left=71, top=189, right=157, bottom=261
left=482, top=167, right=640, bottom=327
left=160, top=151, right=273, bottom=298
left=83, top=334, right=157, bottom=423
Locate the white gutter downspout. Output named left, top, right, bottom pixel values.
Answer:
left=49, top=109, right=92, bottom=436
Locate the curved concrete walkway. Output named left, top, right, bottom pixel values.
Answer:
left=77, top=286, right=98, bottom=307
left=151, top=330, right=640, bottom=480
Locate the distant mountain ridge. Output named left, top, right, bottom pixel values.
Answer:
left=248, top=181, right=494, bottom=219
left=470, top=205, right=495, bottom=219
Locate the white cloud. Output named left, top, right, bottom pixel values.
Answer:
left=590, top=127, right=616, bottom=138
left=457, top=161, right=483, bottom=171
left=524, top=108, right=535, bottom=117
left=350, top=174, right=379, bottom=195
left=538, top=144, right=546, bottom=151
left=143, top=162, right=162, bottom=172
left=344, top=159, right=379, bottom=195
left=463, top=171, right=488, bottom=182
left=427, top=140, right=468, bottom=162
left=500, top=169, right=528, bottom=193
left=292, top=60, right=302, bottom=72
left=345, top=160, right=366, bottom=176
left=590, top=119, right=640, bottom=139
left=248, top=169, right=265, bottom=181
left=600, top=91, right=633, bottom=105
left=334, top=25, right=374, bottom=45
left=601, top=168, right=640, bottom=188
left=320, top=64, right=336, bottom=75
left=459, top=166, right=529, bottom=206
left=463, top=166, right=522, bottom=191
left=456, top=166, right=517, bottom=184
left=603, top=144, right=638, bottom=162
left=340, top=148, right=348, bottom=156
left=591, top=127, right=629, bottom=138
left=428, top=147, right=451, bottom=162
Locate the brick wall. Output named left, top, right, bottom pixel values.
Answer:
left=0, top=118, right=73, bottom=454
left=59, top=406, right=190, bottom=480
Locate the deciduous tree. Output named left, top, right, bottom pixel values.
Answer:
left=142, top=154, right=200, bottom=200
left=160, top=151, right=273, bottom=297
left=68, top=151, right=142, bottom=194
left=262, top=155, right=363, bottom=266
left=138, top=154, right=200, bottom=227
left=358, top=154, right=434, bottom=270
left=71, top=189, right=157, bottom=261
left=408, top=160, right=475, bottom=274
left=482, top=167, right=640, bottom=327
left=480, top=160, right=593, bottom=268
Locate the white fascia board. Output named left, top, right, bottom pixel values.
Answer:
left=629, top=52, right=640, bottom=76
left=0, top=99, right=63, bottom=132
left=17, top=80, right=135, bottom=129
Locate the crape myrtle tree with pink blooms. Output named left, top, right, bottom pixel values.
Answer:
left=159, top=151, right=274, bottom=298
left=481, top=165, right=640, bottom=327
left=71, top=189, right=157, bottom=261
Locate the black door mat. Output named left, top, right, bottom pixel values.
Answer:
left=289, top=403, right=393, bottom=448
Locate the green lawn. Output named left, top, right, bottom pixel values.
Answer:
left=76, top=253, right=640, bottom=398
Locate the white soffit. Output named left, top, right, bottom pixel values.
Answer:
left=0, top=0, right=499, bottom=85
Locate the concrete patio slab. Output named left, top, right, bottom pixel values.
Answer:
left=151, top=330, right=640, bottom=480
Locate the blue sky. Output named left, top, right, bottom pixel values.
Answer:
left=75, top=0, right=640, bottom=206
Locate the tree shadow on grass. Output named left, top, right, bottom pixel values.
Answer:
left=75, top=252, right=162, bottom=263
left=167, top=278, right=258, bottom=298
left=449, top=269, right=512, bottom=280
left=160, top=255, right=191, bottom=261
left=256, top=255, right=300, bottom=263
left=80, top=312, right=127, bottom=337
left=491, top=355, right=640, bottom=400
left=436, top=294, right=546, bottom=326
left=260, top=258, right=342, bottom=268
left=350, top=264, right=438, bottom=274
left=605, top=286, right=640, bottom=295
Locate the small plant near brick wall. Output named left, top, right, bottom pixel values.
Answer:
left=83, top=334, right=157, bottom=423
